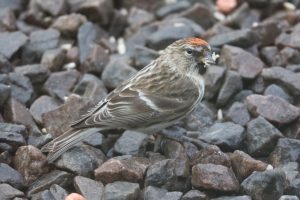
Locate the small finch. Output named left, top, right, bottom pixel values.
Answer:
left=42, top=38, right=216, bottom=162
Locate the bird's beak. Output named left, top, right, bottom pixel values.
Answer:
left=202, top=52, right=218, bottom=67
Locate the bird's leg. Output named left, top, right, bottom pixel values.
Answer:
left=157, top=130, right=209, bottom=149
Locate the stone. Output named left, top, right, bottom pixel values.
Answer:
left=219, top=45, right=264, bottom=79
left=15, top=64, right=50, bottom=84
left=0, top=8, right=16, bottom=32
left=241, top=169, right=286, bottom=200
left=252, top=20, right=281, bottom=47
left=102, top=56, right=137, bottom=89
left=0, top=163, right=25, bottom=189
left=0, top=54, right=13, bottom=73
left=0, top=122, right=26, bottom=151
left=41, top=48, right=66, bottom=72
left=108, top=9, right=128, bottom=38
left=280, top=47, right=300, bottom=65
left=29, top=95, right=60, bottom=125
left=192, top=163, right=239, bottom=192
left=74, top=176, right=104, bottom=200
left=43, top=70, right=80, bottom=100
left=143, top=186, right=167, bottom=200
left=249, top=75, right=265, bottom=94
left=279, top=196, right=299, bottom=200
left=145, top=158, right=189, bottom=191
left=160, top=134, right=187, bottom=159
left=114, top=131, right=148, bottom=156
left=0, top=184, right=24, bottom=200
left=217, top=70, right=243, bottom=107
left=246, top=116, right=283, bottom=156
left=181, top=190, right=207, bottom=200
left=127, top=7, right=155, bottom=30
left=0, top=31, right=28, bottom=59
left=208, top=29, right=258, bottom=48
left=260, top=46, right=282, bottom=66
left=82, top=132, right=104, bottom=148
left=49, top=184, right=68, bottom=200
left=27, top=170, right=73, bottom=195
left=95, top=156, right=150, bottom=184
left=246, top=94, right=300, bottom=124
left=146, top=17, right=204, bottom=50
left=55, top=144, right=105, bottom=177
left=78, top=22, right=109, bottom=74
left=211, top=196, right=251, bottom=200
left=226, top=102, right=250, bottom=126
left=191, top=145, right=231, bottom=167
left=199, top=122, right=245, bottom=151
left=183, top=102, right=215, bottom=131
left=8, top=73, right=34, bottom=106
left=262, top=66, right=300, bottom=96
left=103, top=181, right=140, bottom=200
left=204, top=65, right=226, bottom=100
left=281, top=162, right=300, bottom=197
left=22, top=29, right=60, bottom=64
left=230, top=150, right=268, bottom=181
left=0, top=83, right=10, bottom=106
left=276, top=22, right=300, bottom=49
left=132, top=45, right=159, bottom=70
left=13, top=145, right=48, bottom=185
left=156, top=1, right=190, bottom=19
left=36, top=0, right=67, bottom=16
left=52, top=13, right=87, bottom=37
left=264, top=84, right=293, bottom=103
left=270, top=138, right=300, bottom=167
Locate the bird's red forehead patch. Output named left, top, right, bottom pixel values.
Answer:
left=185, top=38, right=208, bottom=46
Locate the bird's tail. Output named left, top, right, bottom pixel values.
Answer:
left=41, top=128, right=101, bottom=163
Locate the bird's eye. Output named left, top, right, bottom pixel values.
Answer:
left=186, top=48, right=193, bottom=55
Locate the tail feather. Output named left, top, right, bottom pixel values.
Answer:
left=41, top=128, right=101, bottom=163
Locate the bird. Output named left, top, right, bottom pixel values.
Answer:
left=41, top=37, right=216, bottom=162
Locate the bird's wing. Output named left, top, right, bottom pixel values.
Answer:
left=71, top=85, right=198, bottom=130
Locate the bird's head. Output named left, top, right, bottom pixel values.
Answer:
left=164, top=37, right=216, bottom=75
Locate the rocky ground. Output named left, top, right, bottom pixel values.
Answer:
left=0, top=0, right=300, bottom=200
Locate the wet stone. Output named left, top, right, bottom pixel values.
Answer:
left=0, top=122, right=26, bottom=152
left=114, top=130, right=148, bottom=156
left=181, top=190, right=207, bottom=200
left=13, top=145, right=48, bottom=185
left=43, top=70, right=80, bottom=101
left=0, top=184, right=24, bottom=200
left=103, top=181, right=140, bottom=200
left=74, top=176, right=104, bottom=200
left=217, top=70, right=243, bottom=107
left=15, top=64, right=50, bottom=84
left=246, top=94, right=300, bottom=124
left=204, top=65, right=226, bottom=100
left=199, top=122, right=245, bottom=151
left=270, top=138, right=300, bottom=167
left=8, top=73, right=34, bottom=106
left=219, top=45, right=264, bottom=79
left=27, top=170, right=73, bottom=196
left=95, top=156, right=150, bottom=184
left=241, top=169, right=286, bottom=200
left=226, top=102, right=250, bottom=126
left=55, top=144, right=105, bottom=177
left=246, top=116, right=283, bottom=156
left=29, top=95, right=60, bottom=125
left=41, top=48, right=66, bottom=72
left=264, top=84, right=293, bottom=103
left=230, top=150, right=268, bottom=181
left=192, top=163, right=239, bottom=192
left=0, top=163, right=25, bottom=189
left=0, top=31, right=28, bottom=59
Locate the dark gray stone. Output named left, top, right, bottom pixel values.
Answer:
left=82, top=132, right=104, bottom=148
left=15, top=64, right=50, bottom=84
left=8, top=73, right=34, bottom=106
left=0, top=31, right=28, bottom=59
left=260, top=46, right=282, bottom=66
left=74, top=176, right=104, bottom=200
left=199, top=122, right=245, bottom=151
left=132, top=46, right=159, bottom=70
left=192, top=163, right=239, bottom=192
left=0, top=122, right=26, bottom=151
left=226, top=102, right=250, bottom=126
left=114, top=130, right=148, bottom=156
left=204, top=65, right=226, bottom=100
left=49, top=184, right=68, bottom=200
left=280, top=47, right=300, bottom=65
left=0, top=184, right=24, bottom=200
left=182, top=190, right=207, bottom=200
left=211, top=195, right=252, bottom=200
left=241, top=169, right=286, bottom=200
left=103, top=181, right=140, bottom=200
left=55, top=144, right=105, bottom=177
left=27, top=170, right=73, bottom=195
left=156, top=1, right=190, bottom=19
left=0, top=163, right=25, bottom=189
left=41, top=48, right=66, bottom=72
left=246, top=94, right=300, bottom=124
left=0, top=54, right=13, bottom=73
left=127, top=7, right=155, bottom=30
left=252, top=20, right=281, bottom=47
left=264, top=84, right=293, bottom=103
left=276, top=22, right=300, bottom=49
left=35, top=0, right=67, bottom=16
left=0, top=83, right=10, bottom=106
left=217, top=70, right=243, bottom=107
